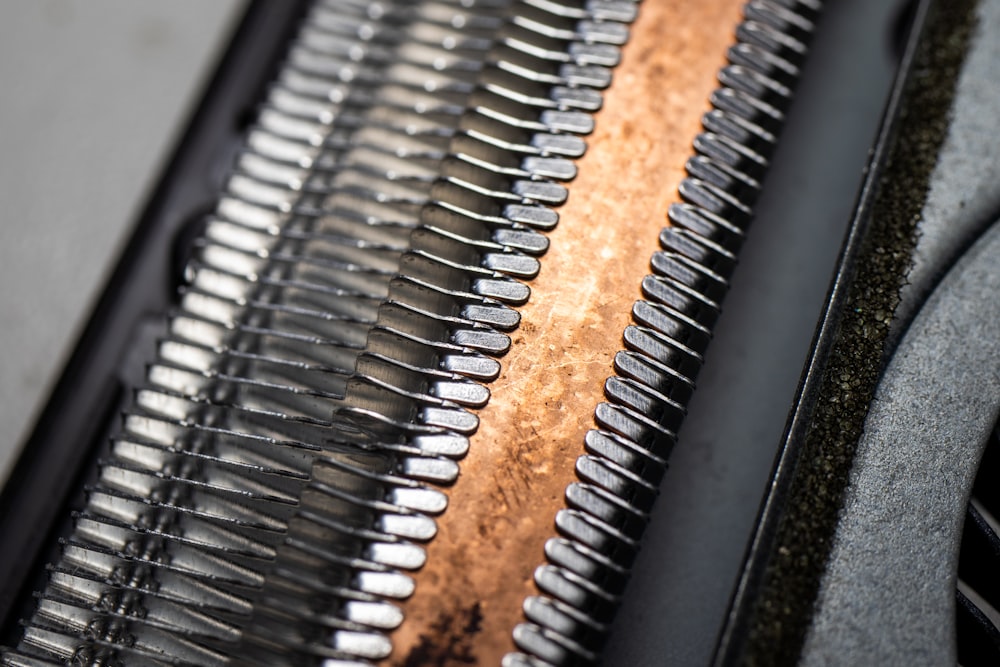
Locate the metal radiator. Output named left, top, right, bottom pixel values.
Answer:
left=2, top=0, right=999, bottom=664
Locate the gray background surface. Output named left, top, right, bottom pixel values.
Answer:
left=0, top=1, right=244, bottom=484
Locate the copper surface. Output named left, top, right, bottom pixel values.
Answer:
left=390, top=2, right=746, bottom=663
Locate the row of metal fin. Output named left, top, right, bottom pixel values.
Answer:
left=3, top=0, right=640, bottom=665
left=503, top=1, right=823, bottom=664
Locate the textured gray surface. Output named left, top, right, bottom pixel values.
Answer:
left=0, top=1, right=245, bottom=484
left=801, top=218, right=1000, bottom=665
left=893, top=0, right=1000, bottom=345
left=600, top=0, right=904, bottom=663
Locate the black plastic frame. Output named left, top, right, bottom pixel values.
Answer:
left=712, top=0, right=964, bottom=661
